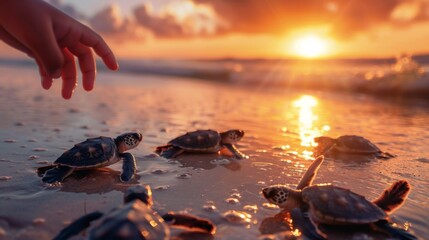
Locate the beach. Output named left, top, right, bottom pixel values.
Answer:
left=0, top=64, right=428, bottom=239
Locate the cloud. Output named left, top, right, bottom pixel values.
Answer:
left=133, top=1, right=225, bottom=38
left=89, top=5, right=146, bottom=42
left=134, top=5, right=186, bottom=38
left=48, top=0, right=429, bottom=41
left=192, top=0, right=429, bottom=38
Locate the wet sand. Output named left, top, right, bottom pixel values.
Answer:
left=0, top=65, right=428, bottom=239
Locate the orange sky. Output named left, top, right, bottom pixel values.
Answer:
left=2, top=0, right=429, bottom=59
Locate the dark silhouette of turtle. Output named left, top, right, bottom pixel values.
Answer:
left=53, top=185, right=215, bottom=240
left=37, top=132, right=143, bottom=183
left=262, top=156, right=414, bottom=239
left=314, top=135, right=395, bottom=159
left=155, top=129, right=246, bottom=159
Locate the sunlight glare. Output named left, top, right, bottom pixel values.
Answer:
left=293, top=95, right=326, bottom=159
left=292, top=34, right=329, bottom=58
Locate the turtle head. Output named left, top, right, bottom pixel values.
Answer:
left=313, top=136, right=336, bottom=156
left=220, top=129, right=245, bottom=144
left=124, top=184, right=153, bottom=207
left=262, top=185, right=294, bottom=208
left=115, top=132, right=143, bottom=153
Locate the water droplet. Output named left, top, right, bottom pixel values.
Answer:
left=151, top=169, right=168, bottom=175
left=210, top=158, right=231, bottom=165
left=154, top=185, right=170, bottom=190
left=280, top=159, right=292, bottom=163
left=14, top=122, right=25, bottom=126
left=243, top=205, right=258, bottom=213
left=32, top=218, right=45, bottom=225
left=33, top=148, right=48, bottom=152
left=0, top=176, right=12, bottom=181
left=28, top=139, right=37, bottom=142
left=230, top=188, right=239, bottom=193
left=262, top=203, right=279, bottom=210
left=168, top=160, right=180, bottom=165
left=176, top=173, right=192, bottom=179
left=222, top=210, right=252, bottom=224
left=230, top=192, right=241, bottom=199
left=225, top=197, right=240, bottom=205
left=3, top=139, right=17, bottom=143
left=256, top=181, right=266, bottom=186
left=203, top=203, right=217, bottom=212
left=37, top=161, right=50, bottom=164
left=252, top=162, right=274, bottom=168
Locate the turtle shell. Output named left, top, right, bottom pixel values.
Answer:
left=335, top=135, right=381, bottom=154
left=54, top=136, right=118, bottom=168
left=90, top=200, right=169, bottom=240
left=302, top=184, right=387, bottom=225
left=168, top=130, right=221, bottom=151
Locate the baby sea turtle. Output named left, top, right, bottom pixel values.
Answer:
left=53, top=185, right=215, bottom=240
left=155, top=129, right=246, bottom=159
left=314, top=135, right=395, bottom=159
left=37, top=132, right=143, bottom=183
left=262, top=156, right=413, bottom=239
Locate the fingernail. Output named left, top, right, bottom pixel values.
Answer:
left=50, top=69, right=62, bottom=79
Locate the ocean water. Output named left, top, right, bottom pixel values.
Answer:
left=0, top=61, right=428, bottom=239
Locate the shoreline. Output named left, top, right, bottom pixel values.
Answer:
left=0, top=65, right=427, bottom=239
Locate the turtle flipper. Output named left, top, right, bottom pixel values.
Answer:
left=377, top=151, right=396, bottom=159
left=223, top=144, right=246, bottom=159
left=36, top=165, right=56, bottom=176
left=162, top=212, right=216, bottom=234
left=120, top=152, right=137, bottom=182
left=155, top=145, right=170, bottom=154
left=373, top=180, right=411, bottom=213
left=296, top=156, right=324, bottom=190
left=53, top=211, right=103, bottom=240
left=42, top=166, right=74, bottom=183
left=160, top=146, right=185, bottom=159
left=375, top=220, right=417, bottom=240
left=290, top=208, right=325, bottom=240
left=313, top=136, right=337, bottom=157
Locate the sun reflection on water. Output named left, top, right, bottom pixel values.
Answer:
left=292, top=95, right=329, bottom=159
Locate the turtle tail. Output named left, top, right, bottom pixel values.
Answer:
left=375, top=221, right=417, bottom=240
left=373, top=180, right=411, bottom=213
left=159, top=146, right=184, bottom=159
left=162, top=212, right=216, bottom=234
left=42, top=166, right=74, bottom=184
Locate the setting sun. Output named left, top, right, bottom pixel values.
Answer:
left=292, top=34, right=329, bottom=58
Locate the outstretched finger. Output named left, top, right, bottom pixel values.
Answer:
left=61, top=48, right=77, bottom=99
left=67, top=43, right=96, bottom=91
left=79, top=25, right=118, bottom=71
left=36, top=58, right=53, bottom=90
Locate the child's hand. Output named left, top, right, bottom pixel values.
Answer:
left=0, top=0, right=119, bottom=99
